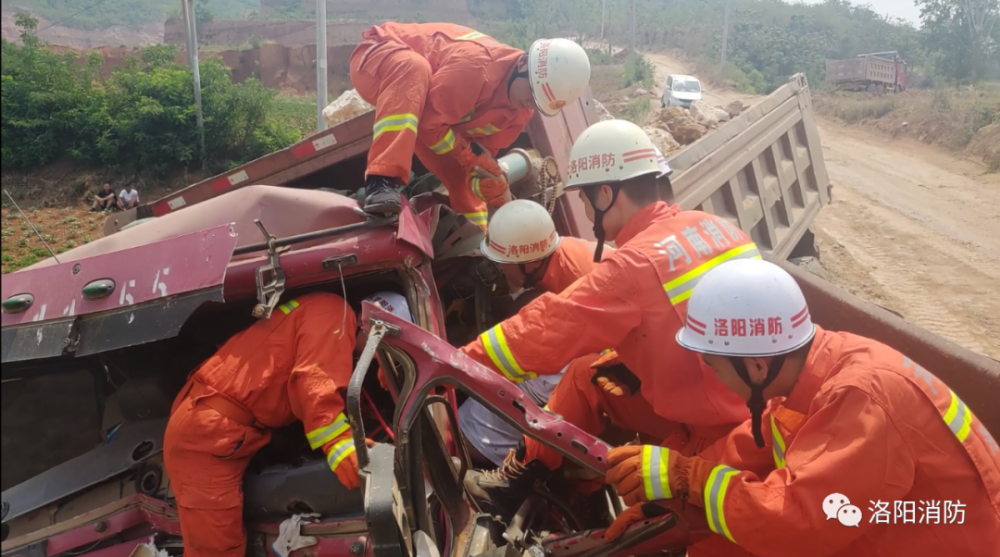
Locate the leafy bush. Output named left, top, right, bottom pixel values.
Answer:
left=623, top=53, right=654, bottom=89
left=621, top=97, right=653, bottom=125
left=586, top=48, right=614, bottom=66
left=2, top=20, right=305, bottom=176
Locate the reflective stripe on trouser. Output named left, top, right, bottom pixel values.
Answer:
left=306, top=413, right=350, bottom=450
left=350, top=41, right=431, bottom=184
left=642, top=446, right=672, bottom=501
left=413, top=141, right=489, bottom=234
left=456, top=30, right=488, bottom=41
left=771, top=414, right=787, bottom=469
left=467, top=124, right=500, bottom=136
left=471, top=175, right=485, bottom=201
left=704, top=465, right=740, bottom=543
left=663, top=243, right=762, bottom=305
left=479, top=324, right=537, bottom=383
left=327, top=438, right=357, bottom=471
left=373, top=113, right=418, bottom=140
left=278, top=299, right=300, bottom=315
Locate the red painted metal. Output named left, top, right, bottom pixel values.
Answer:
left=360, top=302, right=613, bottom=476
left=147, top=112, right=375, bottom=218
left=525, top=90, right=599, bottom=242
left=1, top=495, right=181, bottom=557
left=397, top=197, right=435, bottom=259
left=220, top=227, right=426, bottom=300
left=1, top=224, right=237, bottom=327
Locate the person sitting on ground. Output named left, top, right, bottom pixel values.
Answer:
left=118, top=185, right=140, bottom=210
left=91, top=183, right=117, bottom=212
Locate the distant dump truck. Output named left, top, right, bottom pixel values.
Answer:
left=825, top=52, right=907, bottom=94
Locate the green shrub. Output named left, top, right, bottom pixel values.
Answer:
left=622, top=97, right=653, bottom=125
left=2, top=24, right=304, bottom=176
left=623, top=54, right=655, bottom=89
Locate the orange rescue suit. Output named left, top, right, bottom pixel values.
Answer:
left=461, top=202, right=759, bottom=467
left=690, top=327, right=1000, bottom=557
left=349, top=22, right=534, bottom=227
left=535, top=236, right=607, bottom=294
left=163, top=293, right=358, bottom=557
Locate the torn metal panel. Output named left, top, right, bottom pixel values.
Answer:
left=358, top=302, right=614, bottom=477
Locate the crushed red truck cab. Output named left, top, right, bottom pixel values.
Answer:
left=2, top=75, right=997, bottom=557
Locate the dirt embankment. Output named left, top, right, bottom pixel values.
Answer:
left=48, top=42, right=356, bottom=96
left=814, top=88, right=1000, bottom=171
left=1, top=3, right=161, bottom=47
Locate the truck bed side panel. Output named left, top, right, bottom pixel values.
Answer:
left=666, top=74, right=831, bottom=259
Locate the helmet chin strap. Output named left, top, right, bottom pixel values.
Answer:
left=730, top=355, right=787, bottom=448
left=582, top=185, right=620, bottom=263
left=519, top=255, right=553, bottom=289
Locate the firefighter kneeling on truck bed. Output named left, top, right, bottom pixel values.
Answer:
left=164, top=293, right=366, bottom=557
left=602, top=258, right=1000, bottom=556
left=461, top=120, right=760, bottom=518
left=349, top=22, right=590, bottom=225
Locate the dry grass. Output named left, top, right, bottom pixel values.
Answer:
left=814, top=86, right=1000, bottom=169
left=1, top=207, right=105, bottom=273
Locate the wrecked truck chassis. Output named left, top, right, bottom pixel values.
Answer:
left=349, top=304, right=712, bottom=557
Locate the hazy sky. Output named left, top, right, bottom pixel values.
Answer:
left=800, top=0, right=923, bottom=26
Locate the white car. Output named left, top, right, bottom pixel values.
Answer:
left=661, top=74, right=703, bottom=108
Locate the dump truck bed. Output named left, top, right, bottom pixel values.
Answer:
left=825, top=55, right=897, bottom=87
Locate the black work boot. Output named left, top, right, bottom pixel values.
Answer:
left=463, top=444, right=551, bottom=516
left=363, top=175, right=402, bottom=215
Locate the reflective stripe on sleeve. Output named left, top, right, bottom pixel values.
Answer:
left=463, top=211, right=488, bottom=228
left=704, top=465, right=740, bottom=543
left=641, top=446, right=672, bottom=501
left=326, top=438, right=357, bottom=471
left=306, top=413, right=350, bottom=450
left=479, top=324, right=537, bottom=383
left=471, top=176, right=485, bottom=201
left=372, top=113, right=418, bottom=140
left=663, top=243, right=762, bottom=305
left=770, top=414, right=787, bottom=469
left=944, top=390, right=973, bottom=443
left=278, top=299, right=300, bottom=315
left=430, top=129, right=457, bottom=155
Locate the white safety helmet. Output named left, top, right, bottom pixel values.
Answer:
left=364, top=291, right=413, bottom=323
left=528, top=38, right=591, bottom=117
left=676, top=259, right=816, bottom=357
left=654, top=146, right=673, bottom=178
left=565, top=120, right=662, bottom=189
left=480, top=200, right=561, bottom=264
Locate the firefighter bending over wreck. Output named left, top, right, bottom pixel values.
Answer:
left=461, top=120, right=760, bottom=512
left=349, top=22, right=591, bottom=226
left=604, top=259, right=1000, bottom=556
left=164, top=293, right=360, bottom=557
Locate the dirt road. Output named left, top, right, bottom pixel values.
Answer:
left=644, top=51, right=1000, bottom=360
left=813, top=123, right=1000, bottom=359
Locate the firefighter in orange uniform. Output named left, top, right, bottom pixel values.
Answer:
left=481, top=199, right=609, bottom=295
left=164, top=293, right=360, bottom=557
left=349, top=22, right=591, bottom=226
left=462, top=120, right=759, bottom=507
left=603, top=259, right=1000, bottom=556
